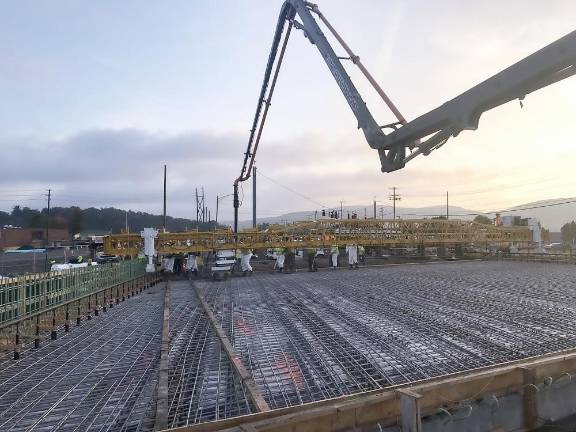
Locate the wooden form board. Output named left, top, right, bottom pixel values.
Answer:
left=163, top=346, right=576, bottom=432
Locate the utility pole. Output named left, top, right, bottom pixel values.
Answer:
left=389, top=187, right=401, bottom=219
left=196, top=188, right=207, bottom=225
left=373, top=198, right=377, bottom=219
left=163, top=165, right=167, bottom=232
left=195, top=188, right=199, bottom=223
left=202, top=187, right=206, bottom=224
left=233, top=182, right=239, bottom=234
left=379, top=207, right=384, bottom=219
left=216, top=193, right=233, bottom=226
left=44, top=189, right=51, bottom=272
left=252, top=166, right=257, bottom=229
left=446, top=191, right=449, bottom=220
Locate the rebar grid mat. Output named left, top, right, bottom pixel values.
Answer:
left=167, top=282, right=252, bottom=428
left=196, top=261, right=576, bottom=410
left=0, top=284, right=164, bottom=432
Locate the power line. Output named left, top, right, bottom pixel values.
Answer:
left=397, top=197, right=576, bottom=218
left=257, top=170, right=329, bottom=209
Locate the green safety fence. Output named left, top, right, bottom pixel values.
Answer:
left=0, top=260, right=147, bottom=324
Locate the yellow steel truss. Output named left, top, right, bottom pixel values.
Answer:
left=103, top=219, right=532, bottom=256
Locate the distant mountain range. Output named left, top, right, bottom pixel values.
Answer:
left=231, top=198, right=576, bottom=231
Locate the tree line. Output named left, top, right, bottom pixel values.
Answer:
left=561, top=221, right=576, bottom=246
left=0, top=206, right=219, bottom=234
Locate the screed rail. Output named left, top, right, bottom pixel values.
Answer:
left=193, top=283, right=270, bottom=413
left=167, top=281, right=253, bottom=428
left=104, top=219, right=531, bottom=256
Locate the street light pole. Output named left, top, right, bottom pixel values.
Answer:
left=44, top=189, right=51, bottom=272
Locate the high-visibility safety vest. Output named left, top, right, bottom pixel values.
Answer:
left=330, top=245, right=339, bottom=254
left=359, top=245, right=365, bottom=255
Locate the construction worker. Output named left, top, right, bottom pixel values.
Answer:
left=358, top=245, right=366, bottom=265
left=346, top=244, right=359, bottom=269
left=187, top=254, right=198, bottom=276
left=235, top=249, right=241, bottom=273
left=284, top=248, right=295, bottom=273
left=240, top=249, right=253, bottom=276
left=330, top=245, right=339, bottom=269
left=274, top=247, right=285, bottom=272
left=306, top=248, right=317, bottom=272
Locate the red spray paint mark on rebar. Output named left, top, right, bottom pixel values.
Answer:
left=274, top=355, right=305, bottom=391
left=235, top=318, right=254, bottom=336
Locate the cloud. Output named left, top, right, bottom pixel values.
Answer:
left=1, top=120, right=576, bottom=226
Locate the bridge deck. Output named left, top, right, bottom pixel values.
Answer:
left=2, top=262, right=576, bottom=431
left=198, top=261, right=576, bottom=412
left=0, top=283, right=164, bottom=432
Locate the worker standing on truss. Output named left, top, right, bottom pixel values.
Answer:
left=346, top=245, right=359, bottom=270
left=330, top=245, right=339, bottom=269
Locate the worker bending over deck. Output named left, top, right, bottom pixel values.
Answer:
left=240, top=249, right=253, bottom=276
left=346, top=245, right=359, bottom=269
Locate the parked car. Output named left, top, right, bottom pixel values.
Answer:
left=96, top=254, right=120, bottom=264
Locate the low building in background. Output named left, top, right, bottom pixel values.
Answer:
left=501, top=216, right=542, bottom=248
left=0, top=227, right=70, bottom=249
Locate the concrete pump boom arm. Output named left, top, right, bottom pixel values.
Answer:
left=233, top=0, right=406, bottom=232
left=388, top=30, right=576, bottom=166
left=233, top=0, right=575, bottom=232
left=295, top=2, right=576, bottom=170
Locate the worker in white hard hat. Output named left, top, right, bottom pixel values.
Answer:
left=330, top=245, right=339, bottom=269
left=346, top=244, right=359, bottom=269
left=240, top=249, right=253, bottom=276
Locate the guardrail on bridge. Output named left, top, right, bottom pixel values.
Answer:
left=0, top=260, right=160, bottom=360
left=0, top=260, right=146, bottom=324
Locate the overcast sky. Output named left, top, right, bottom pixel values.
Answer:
left=1, top=0, right=575, bottom=223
